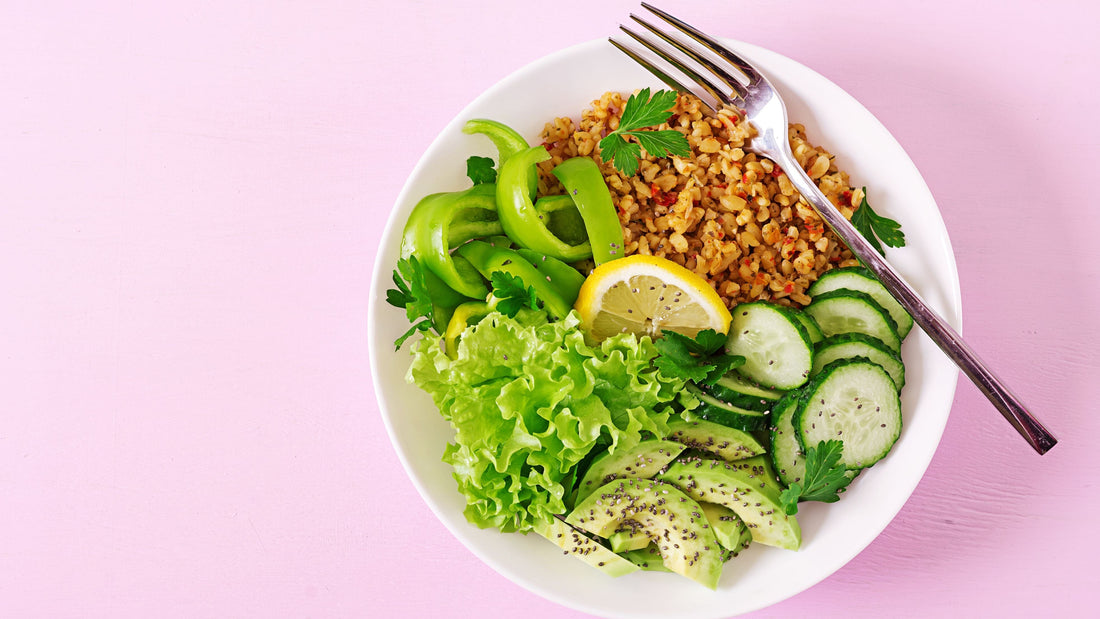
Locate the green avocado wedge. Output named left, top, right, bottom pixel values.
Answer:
left=699, top=502, right=752, bottom=556
left=573, top=439, right=686, bottom=504
left=665, top=417, right=765, bottom=462
left=659, top=456, right=801, bottom=551
left=566, top=477, right=724, bottom=589
left=532, top=516, right=639, bottom=578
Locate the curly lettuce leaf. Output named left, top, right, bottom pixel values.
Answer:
left=407, top=311, right=686, bottom=533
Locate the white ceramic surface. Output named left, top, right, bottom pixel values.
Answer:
left=368, top=38, right=962, bottom=619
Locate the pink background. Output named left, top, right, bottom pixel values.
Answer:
left=2, top=0, right=1098, bottom=617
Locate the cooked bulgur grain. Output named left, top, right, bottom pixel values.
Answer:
left=537, top=91, right=863, bottom=309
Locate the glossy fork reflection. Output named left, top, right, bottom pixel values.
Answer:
left=611, top=3, right=1057, bottom=454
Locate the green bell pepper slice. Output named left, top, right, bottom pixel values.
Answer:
left=423, top=268, right=469, bottom=333
left=443, top=301, right=491, bottom=359
left=497, top=146, right=593, bottom=262
left=515, top=248, right=584, bottom=308
left=455, top=240, right=572, bottom=319
left=534, top=194, right=589, bottom=246
left=463, top=118, right=537, bottom=200
left=400, top=183, right=503, bottom=299
left=551, top=156, right=625, bottom=266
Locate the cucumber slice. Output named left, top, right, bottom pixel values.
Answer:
left=813, top=332, right=906, bottom=390
left=768, top=391, right=806, bottom=487
left=683, top=384, right=769, bottom=431
left=792, top=309, right=824, bottom=344
left=724, top=302, right=813, bottom=390
left=771, top=390, right=861, bottom=487
left=804, top=290, right=901, bottom=352
left=707, top=372, right=783, bottom=411
left=809, top=267, right=914, bottom=338
left=709, top=372, right=785, bottom=409
left=794, top=359, right=902, bottom=469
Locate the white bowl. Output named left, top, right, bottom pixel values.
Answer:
left=368, top=38, right=962, bottom=619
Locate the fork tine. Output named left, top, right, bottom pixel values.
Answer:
left=617, top=25, right=735, bottom=109
left=628, top=13, right=749, bottom=102
left=607, top=38, right=715, bottom=113
left=640, top=2, right=764, bottom=85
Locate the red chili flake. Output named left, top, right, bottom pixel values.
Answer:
left=783, top=283, right=794, bottom=293
left=741, top=173, right=751, bottom=184
left=713, top=183, right=727, bottom=189
left=770, top=166, right=783, bottom=177
left=541, top=142, right=553, bottom=152
left=650, top=182, right=677, bottom=206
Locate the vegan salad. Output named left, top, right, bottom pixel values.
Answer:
left=385, top=89, right=912, bottom=588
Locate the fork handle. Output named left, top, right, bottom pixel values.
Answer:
left=780, top=159, right=1057, bottom=455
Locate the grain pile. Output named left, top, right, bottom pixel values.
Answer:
left=537, top=91, right=862, bottom=308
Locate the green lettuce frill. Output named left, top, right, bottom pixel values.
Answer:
left=407, top=311, right=686, bottom=533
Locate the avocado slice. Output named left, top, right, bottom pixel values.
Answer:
left=699, top=502, right=752, bottom=556
left=567, top=477, right=724, bottom=589
left=532, top=516, right=639, bottom=577
left=659, top=456, right=801, bottom=551
left=665, top=418, right=765, bottom=462
left=619, top=543, right=672, bottom=572
left=607, top=526, right=651, bottom=553
left=573, top=439, right=686, bottom=504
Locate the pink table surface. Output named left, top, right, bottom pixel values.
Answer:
left=2, top=1, right=1098, bottom=617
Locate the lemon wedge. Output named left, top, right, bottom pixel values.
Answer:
left=575, top=255, right=732, bottom=341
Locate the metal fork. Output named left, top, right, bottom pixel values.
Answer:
left=612, top=3, right=1057, bottom=455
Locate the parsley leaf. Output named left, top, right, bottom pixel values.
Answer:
left=653, top=329, right=745, bottom=385
left=599, top=137, right=643, bottom=177
left=778, top=440, right=854, bottom=515
left=850, top=188, right=905, bottom=256
left=489, top=271, right=539, bottom=318
left=598, top=88, right=691, bottom=177
left=619, top=87, right=680, bottom=128
left=466, top=155, right=497, bottom=185
left=385, top=255, right=436, bottom=350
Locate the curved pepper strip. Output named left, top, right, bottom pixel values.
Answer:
left=423, top=268, right=471, bottom=333
left=446, top=189, right=506, bottom=247
left=515, top=248, right=584, bottom=308
left=534, top=194, right=588, bottom=246
left=400, top=183, right=501, bottom=299
left=443, top=301, right=491, bottom=359
left=455, top=240, right=572, bottom=320
left=551, top=156, right=625, bottom=266
left=463, top=119, right=537, bottom=201
left=497, top=146, right=593, bottom=262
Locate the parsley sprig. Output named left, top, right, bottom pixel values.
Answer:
left=653, top=329, right=745, bottom=385
left=466, top=155, right=496, bottom=185
left=851, top=188, right=905, bottom=256
left=778, top=439, right=854, bottom=515
left=385, top=255, right=436, bottom=350
left=489, top=271, right=539, bottom=318
left=598, top=88, right=692, bottom=177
